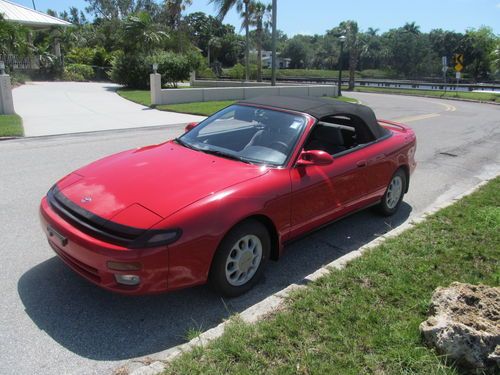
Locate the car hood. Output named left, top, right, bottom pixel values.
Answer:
left=57, top=141, right=269, bottom=223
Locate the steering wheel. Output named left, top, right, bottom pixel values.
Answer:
left=270, top=141, right=289, bottom=154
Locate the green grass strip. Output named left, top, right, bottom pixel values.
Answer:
left=0, top=114, right=24, bottom=137
left=117, top=88, right=358, bottom=116
left=164, top=178, right=500, bottom=375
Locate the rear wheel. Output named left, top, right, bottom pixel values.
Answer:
left=377, top=169, right=406, bottom=216
left=209, top=220, right=270, bottom=297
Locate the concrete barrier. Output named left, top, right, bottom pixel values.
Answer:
left=0, top=74, right=15, bottom=115
left=150, top=75, right=338, bottom=105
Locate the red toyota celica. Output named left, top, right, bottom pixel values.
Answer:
left=40, top=96, right=416, bottom=297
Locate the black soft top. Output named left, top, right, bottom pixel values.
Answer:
left=238, top=95, right=388, bottom=139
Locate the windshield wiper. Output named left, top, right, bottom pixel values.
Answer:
left=201, top=149, right=252, bottom=164
left=175, top=138, right=198, bottom=151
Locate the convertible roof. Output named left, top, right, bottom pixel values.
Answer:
left=238, top=96, right=388, bottom=139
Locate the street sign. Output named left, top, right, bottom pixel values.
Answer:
left=442, top=56, right=447, bottom=66
left=456, top=72, right=461, bottom=79
left=454, top=54, right=464, bottom=72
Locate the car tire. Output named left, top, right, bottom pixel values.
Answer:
left=209, top=219, right=270, bottom=297
left=377, top=168, right=406, bottom=216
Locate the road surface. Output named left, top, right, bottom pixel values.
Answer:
left=0, top=92, right=498, bottom=374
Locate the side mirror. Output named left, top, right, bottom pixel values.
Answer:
left=296, top=150, right=334, bottom=166
left=184, top=122, right=198, bottom=132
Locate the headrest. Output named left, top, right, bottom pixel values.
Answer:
left=314, top=126, right=344, bottom=145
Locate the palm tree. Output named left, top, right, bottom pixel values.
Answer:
left=210, top=0, right=251, bottom=81
left=403, top=22, right=420, bottom=35
left=123, top=12, right=168, bottom=54
left=242, top=1, right=271, bottom=81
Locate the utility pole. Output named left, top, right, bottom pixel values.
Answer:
left=271, top=0, right=277, bottom=86
left=337, top=35, right=346, bottom=96
left=32, top=1, right=36, bottom=10
left=244, top=0, right=250, bottom=81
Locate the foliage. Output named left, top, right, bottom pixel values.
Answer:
left=63, top=63, right=94, bottom=81
left=227, top=63, right=246, bottom=79
left=149, top=50, right=201, bottom=87
left=110, top=51, right=150, bottom=88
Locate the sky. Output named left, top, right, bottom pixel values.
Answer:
left=13, top=0, right=500, bottom=35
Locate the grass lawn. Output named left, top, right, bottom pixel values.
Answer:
left=352, top=86, right=500, bottom=102
left=117, top=88, right=358, bottom=116
left=164, top=177, right=500, bottom=375
left=0, top=114, right=24, bottom=137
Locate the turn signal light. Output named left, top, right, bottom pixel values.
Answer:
left=107, top=261, right=142, bottom=271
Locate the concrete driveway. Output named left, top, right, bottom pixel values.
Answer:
left=12, top=82, right=205, bottom=136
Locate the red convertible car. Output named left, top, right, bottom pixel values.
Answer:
left=40, top=96, right=416, bottom=296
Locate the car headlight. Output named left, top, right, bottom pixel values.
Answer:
left=128, top=229, right=182, bottom=249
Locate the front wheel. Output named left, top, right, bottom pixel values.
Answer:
left=209, top=220, right=270, bottom=297
left=377, top=169, right=406, bottom=216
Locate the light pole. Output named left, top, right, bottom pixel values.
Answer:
left=337, top=35, right=346, bottom=96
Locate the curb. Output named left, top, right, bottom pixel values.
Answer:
left=352, top=90, right=499, bottom=105
left=123, top=173, right=498, bottom=375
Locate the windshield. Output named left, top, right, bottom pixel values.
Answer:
left=178, top=105, right=307, bottom=166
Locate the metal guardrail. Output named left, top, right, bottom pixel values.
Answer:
left=200, top=76, right=500, bottom=93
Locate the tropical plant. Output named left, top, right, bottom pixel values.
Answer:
left=244, top=1, right=271, bottom=81
left=210, top=0, right=251, bottom=80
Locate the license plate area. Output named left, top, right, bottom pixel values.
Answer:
left=47, top=225, right=68, bottom=247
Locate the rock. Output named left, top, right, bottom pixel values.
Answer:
left=420, top=282, right=500, bottom=373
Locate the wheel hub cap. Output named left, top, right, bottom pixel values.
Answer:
left=225, top=234, right=263, bottom=287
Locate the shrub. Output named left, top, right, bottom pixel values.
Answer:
left=228, top=63, right=245, bottom=79
left=197, top=67, right=216, bottom=79
left=64, top=63, right=94, bottom=81
left=149, top=50, right=202, bottom=87
left=110, top=51, right=150, bottom=88
left=66, top=47, right=95, bottom=65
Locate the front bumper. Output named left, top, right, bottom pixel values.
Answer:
left=39, top=197, right=169, bottom=295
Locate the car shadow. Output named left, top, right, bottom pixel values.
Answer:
left=18, top=203, right=411, bottom=361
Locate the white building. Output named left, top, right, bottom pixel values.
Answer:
left=251, top=50, right=291, bottom=69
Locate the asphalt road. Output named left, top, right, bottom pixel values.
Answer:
left=0, top=93, right=498, bottom=374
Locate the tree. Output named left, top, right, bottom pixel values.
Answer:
left=84, top=0, right=159, bottom=20
left=282, top=36, right=309, bottom=68
left=243, top=1, right=271, bottom=81
left=122, top=11, right=168, bottom=54
left=459, top=27, right=496, bottom=81
left=210, top=0, right=251, bottom=80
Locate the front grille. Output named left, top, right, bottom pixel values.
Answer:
left=47, top=185, right=146, bottom=248
left=49, top=241, right=101, bottom=283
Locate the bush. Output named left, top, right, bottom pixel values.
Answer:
left=110, top=51, right=150, bottom=88
left=63, top=63, right=94, bottom=81
left=66, top=47, right=95, bottom=65
left=228, top=63, right=245, bottom=79
left=197, top=67, right=216, bottom=79
left=149, top=50, right=201, bottom=87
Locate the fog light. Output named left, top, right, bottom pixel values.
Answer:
left=115, top=274, right=141, bottom=286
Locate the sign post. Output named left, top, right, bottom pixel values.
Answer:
left=441, top=56, right=448, bottom=92
left=453, top=54, right=464, bottom=85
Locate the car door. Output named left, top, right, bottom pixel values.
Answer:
left=288, top=150, right=368, bottom=239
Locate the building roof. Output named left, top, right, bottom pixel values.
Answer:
left=0, top=0, right=71, bottom=28
left=238, top=96, right=389, bottom=139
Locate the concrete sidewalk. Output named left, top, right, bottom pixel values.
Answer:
left=13, top=82, right=205, bottom=136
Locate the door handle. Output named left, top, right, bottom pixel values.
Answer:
left=356, top=160, right=367, bottom=168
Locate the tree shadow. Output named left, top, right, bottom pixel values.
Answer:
left=18, top=203, right=411, bottom=361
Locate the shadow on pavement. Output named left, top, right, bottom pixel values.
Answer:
left=18, top=203, right=411, bottom=361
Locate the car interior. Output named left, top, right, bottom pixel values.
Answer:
left=304, top=115, right=376, bottom=156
